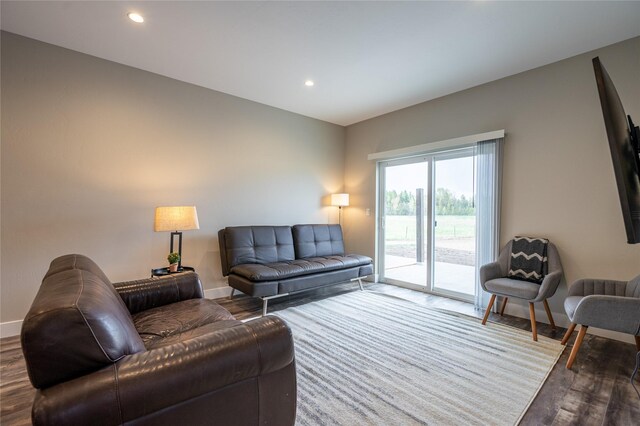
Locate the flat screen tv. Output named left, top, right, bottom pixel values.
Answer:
left=593, top=56, right=640, bottom=244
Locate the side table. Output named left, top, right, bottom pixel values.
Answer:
left=151, top=266, right=195, bottom=278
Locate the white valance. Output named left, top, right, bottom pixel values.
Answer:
left=367, top=130, right=505, bottom=161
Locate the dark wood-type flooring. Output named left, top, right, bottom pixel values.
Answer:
left=2, top=283, right=639, bottom=425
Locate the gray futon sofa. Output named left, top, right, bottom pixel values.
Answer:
left=219, top=224, right=373, bottom=314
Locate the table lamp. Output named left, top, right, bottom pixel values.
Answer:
left=154, top=206, right=199, bottom=269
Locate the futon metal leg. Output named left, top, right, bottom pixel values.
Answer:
left=229, top=288, right=236, bottom=300
left=351, top=277, right=365, bottom=291
left=260, top=293, right=289, bottom=316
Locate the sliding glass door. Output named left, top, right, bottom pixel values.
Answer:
left=378, top=148, right=476, bottom=302
left=380, top=157, right=429, bottom=287
left=432, top=151, right=476, bottom=299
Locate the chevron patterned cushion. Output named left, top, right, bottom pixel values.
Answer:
left=507, top=236, right=548, bottom=284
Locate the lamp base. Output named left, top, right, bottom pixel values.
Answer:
left=170, top=231, right=183, bottom=268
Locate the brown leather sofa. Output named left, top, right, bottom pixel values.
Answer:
left=21, top=254, right=297, bottom=426
left=219, top=224, right=373, bottom=315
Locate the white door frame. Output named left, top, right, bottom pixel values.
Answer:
left=377, top=155, right=430, bottom=289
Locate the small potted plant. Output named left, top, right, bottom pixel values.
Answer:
left=167, top=252, right=180, bottom=272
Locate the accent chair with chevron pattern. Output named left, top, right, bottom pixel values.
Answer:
left=479, top=238, right=564, bottom=341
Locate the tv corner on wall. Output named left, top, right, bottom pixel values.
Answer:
left=593, top=56, right=640, bottom=244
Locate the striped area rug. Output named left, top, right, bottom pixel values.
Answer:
left=274, top=291, right=563, bottom=426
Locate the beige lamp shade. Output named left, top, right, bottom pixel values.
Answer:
left=331, top=193, right=350, bottom=207
left=154, top=206, right=200, bottom=232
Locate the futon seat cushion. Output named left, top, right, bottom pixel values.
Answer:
left=483, top=277, right=541, bottom=300
left=132, top=298, right=235, bottom=348
left=230, top=254, right=372, bottom=282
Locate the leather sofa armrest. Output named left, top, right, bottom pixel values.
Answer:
left=567, top=278, right=627, bottom=297
left=32, top=316, right=295, bottom=425
left=572, top=295, right=640, bottom=335
left=113, top=272, right=204, bottom=314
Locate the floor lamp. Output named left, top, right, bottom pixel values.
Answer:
left=154, top=206, right=200, bottom=269
left=331, top=193, right=349, bottom=225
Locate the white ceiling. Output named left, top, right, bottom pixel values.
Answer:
left=2, top=1, right=639, bottom=126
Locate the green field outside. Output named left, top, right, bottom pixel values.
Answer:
left=385, top=215, right=475, bottom=241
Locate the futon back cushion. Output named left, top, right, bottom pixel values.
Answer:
left=507, top=236, right=548, bottom=284
left=292, top=224, right=345, bottom=258
left=21, top=255, right=145, bottom=389
left=222, top=226, right=295, bottom=269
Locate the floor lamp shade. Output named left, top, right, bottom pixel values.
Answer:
left=331, top=193, right=350, bottom=207
left=154, top=206, right=199, bottom=269
left=331, top=194, right=349, bottom=226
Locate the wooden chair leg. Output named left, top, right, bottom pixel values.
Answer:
left=635, top=335, right=640, bottom=351
left=542, top=299, right=556, bottom=330
left=529, top=302, right=538, bottom=342
left=566, top=325, right=588, bottom=369
left=561, top=323, right=576, bottom=345
left=499, top=297, right=508, bottom=316
left=482, top=294, right=497, bottom=325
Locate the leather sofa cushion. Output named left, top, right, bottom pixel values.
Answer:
left=228, top=262, right=375, bottom=298
left=230, top=254, right=372, bottom=282
left=133, top=298, right=236, bottom=348
left=144, top=320, right=242, bottom=349
left=22, top=256, right=146, bottom=389
left=293, top=224, right=345, bottom=258
left=222, top=226, right=295, bottom=270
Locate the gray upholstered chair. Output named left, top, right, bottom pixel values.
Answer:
left=479, top=239, right=563, bottom=341
left=561, top=274, right=640, bottom=369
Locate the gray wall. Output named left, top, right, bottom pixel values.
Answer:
left=344, top=37, right=640, bottom=323
left=1, top=32, right=345, bottom=323
left=3, top=30, right=639, bottom=333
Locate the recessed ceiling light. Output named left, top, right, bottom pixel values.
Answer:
left=128, top=13, right=144, bottom=23
left=304, top=80, right=315, bottom=87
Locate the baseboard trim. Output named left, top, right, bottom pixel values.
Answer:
left=204, top=286, right=233, bottom=300
left=1, top=320, right=23, bottom=338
